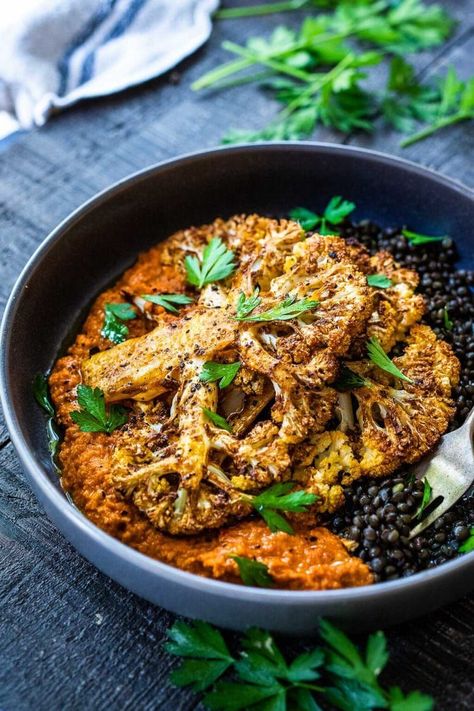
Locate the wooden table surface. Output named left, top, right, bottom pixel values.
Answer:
left=0, top=2, right=473, bottom=709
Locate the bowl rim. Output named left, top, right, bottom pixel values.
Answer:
left=1, top=140, right=473, bottom=604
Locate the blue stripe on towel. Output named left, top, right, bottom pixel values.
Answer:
left=57, top=0, right=119, bottom=97
left=78, top=0, right=149, bottom=87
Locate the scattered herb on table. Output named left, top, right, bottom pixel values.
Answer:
left=142, top=293, right=193, bottom=313
left=442, top=307, right=454, bottom=331
left=202, top=407, right=233, bottom=432
left=101, top=302, right=136, bottom=344
left=367, top=274, right=393, bottom=289
left=367, top=337, right=413, bottom=384
left=194, top=0, right=456, bottom=145
left=231, top=556, right=274, bottom=588
left=235, top=288, right=262, bottom=319
left=243, top=481, right=318, bottom=534
left=414, top=478, right=432, bottom=520
left=71, top=385, right=127, bottom=434
left=458, top=528, right=474, bottom=554
left=185, top=237, right=236, bottom=288
left=235, top=294, right=319, bottom=322
left=402, top=229, right=448, bottom=246
left=166, top=617, right=434, bottom=710
left=334, top=365, right=370, bottom=391
left=33, top=373, right=61, bottom=456
left=290, top=195, right=355, bottom=234
left=200, top=361, right=241, bottom=389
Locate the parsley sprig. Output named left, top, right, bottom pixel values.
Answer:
left=185, top=238, right=236, bottom=289
left=334, top=365, right=370, bottom=391
left=290, top=195, right=355, bottom=234
left=367, top=274, right=393, bottom=289
left=458, top=528, right=474, bottom=554
left=202, top=407, right=233, bottom=432
left=142, top=293, right=193, bottom=313
left=402, top=229, right=447, bottom=246
left=166, top=618, right=434, bottom=710
left=200, top=362, right=241, bottom=389
left=231, top=556, right=274, bottom=588
left=443, top=307, right=454, bottom=331
left=101, top=302, right=136, bottom=344
left=413, top=478, right=432, bottom=520
left=235, top=294, right=319, bottom=322
left=195, top=0, right=455, bottom=144
left=235, top=288, right=262, bottom=319
left=33, top=373, right=61, bottom=456
left=244, top=482, right=318, bottom=534
left=367, top=337, right=413, bottom=384
left=71, top=385, right=127, bottom=434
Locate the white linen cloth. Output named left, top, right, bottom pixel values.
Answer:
left=0, top=0, right=218, bottom=138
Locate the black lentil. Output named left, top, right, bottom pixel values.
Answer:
left=325, top=218, right=474, bottom=581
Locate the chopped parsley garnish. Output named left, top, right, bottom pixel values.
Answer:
left=459, top=528, right=474, bottom=554
left=367, top=337, right=413, bottom=384
left=235, top=294, right=319, bottom=322
left=200, top=361, right=241, bottom=389
left=414, top=478, right=433, bottom=520
left=33, top=373, right=55, bottom=418
left=33, top=373, right=60, bottom=456
left=142, top=293, right=193, bottom=313
left=185, top=237, right=236, bottom=289
left=202, top=407, right=232, bottom=432
left=443, top=307, right=454, bottom=331
left=334, top=365, right=370, bottom=391
left=231, top=556, right=274, bottom=588
left=290, top=196, right=356, bottom=235
left=101, top=302, right=136, bottom=344
left=367, top=274, right=393, bottom=289
left=71, top=385, right=127, bottom=434
left=402, top=229, right=448, bottom=246
left=166, top=618, right=434, bottom=710
left=245, top=482, right=318, bottom=535
left=235, top=288, right=262, bottom=319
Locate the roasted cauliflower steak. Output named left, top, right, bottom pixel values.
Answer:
left=80, top=215, right=460, bottom=534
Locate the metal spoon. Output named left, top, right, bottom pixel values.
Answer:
left=409, top=407, right=474, bottom=539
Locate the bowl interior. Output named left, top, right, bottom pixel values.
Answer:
left=3, top=143, right=474, bottom=506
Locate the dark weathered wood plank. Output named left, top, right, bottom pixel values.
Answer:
left=0, top=1, right=473, bottom=709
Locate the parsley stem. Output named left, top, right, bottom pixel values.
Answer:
left=215, top=0, right=309, bottom=19
left=222, top=40, right=315, bottom=83
left=400, top=113, right=470, bottom=147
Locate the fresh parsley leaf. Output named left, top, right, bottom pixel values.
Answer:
left=401, top=67, right=473, bottom=148
left=458, top=527, right=474, bottom=554
left=334, top=365, right=370, bottom=391
left=248, top=482, right=318, bottom=534
left=382, top=58, right=439, bottom=134
left=185, top=237, right=236, bottom=289
left=71, top=385, right=127, bottom=434
left=33, top=373, right=55, bottom=417
left=166, top=620, right=234, bottom=692
left=402, top=229, right=448, bottom=246
left=142, top=293, right=193, bottom=313
left=367, top=274, right=393, bottom=289
left=235, top=288, right=262, bottom=319
left=413, top=478, right=432, bottom=520
left=231, top=556, right=274, bottom=588
left=235, top=295, right=319, bottom=322
left=200, top=361, right=241, bottom=389
left=204, top=681, right=284, bottom=711
left=323, top=195, right=356, bottom=224
left=101, top=302, right=136, bottom=344
left=289, top=206, right=320, bottom=231
left=388, top=686, right=434, bottom=711
left=367, top=337, right=413, bottom=384
left=202, top=407, right=233, bottom=432
left=442, top=307, right=454, bottom=331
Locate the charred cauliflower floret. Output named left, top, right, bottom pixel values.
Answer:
left=79, top=214, right=460, bottom=535
left=345, top=325, right=459, bottom=475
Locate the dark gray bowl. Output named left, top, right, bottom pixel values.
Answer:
left=1, top=143, right=473, bottom=634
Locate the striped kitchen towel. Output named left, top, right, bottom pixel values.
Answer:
left=0, top=0, right=219, bottom=138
